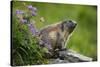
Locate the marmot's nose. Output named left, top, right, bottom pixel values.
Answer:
left=67, top=20, right=77, bottom=28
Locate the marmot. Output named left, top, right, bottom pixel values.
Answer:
left=38, top=20, right=77, bottom=58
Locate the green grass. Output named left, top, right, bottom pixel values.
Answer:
left=11, top=1, right=97, bottom=65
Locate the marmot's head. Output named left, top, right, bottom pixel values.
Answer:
left=61, top=20, right=77, bottom=34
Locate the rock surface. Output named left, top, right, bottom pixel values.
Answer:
left=49, top=49, right=92, bottom=64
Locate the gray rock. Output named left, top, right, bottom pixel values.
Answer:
left=48, top=49, right=92, bottom=64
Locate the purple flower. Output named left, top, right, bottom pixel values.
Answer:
left=20, top=19, right=27, bottom=23
left=45, top=44, right=52, bottom=50
left=16, top=10, right=24, bottom=14
left=27, top=5, right=33, bottom=10
left=40, top=38, right=52, bottom=50
left=27, top=5, right=37, bottom=16
left=32, top=7, right=37, bottom=12
left=31, top=11, right=37, bottom=16
left=28, top=23, right=37, bottom=35
left=27, top=5, right=37, bottom=12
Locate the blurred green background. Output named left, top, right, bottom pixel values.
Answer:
left=12, top=1, right=97, bottom=65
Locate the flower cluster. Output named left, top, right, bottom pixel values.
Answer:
left=15, top=5, right=52, bottom=52
left=16, top=5, right=38, bottom=35
left=27, top=5, right=37, bottom=16
left=28, top=23, right=38, bottom=36
left=16, top=10, right=24, bottom=14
